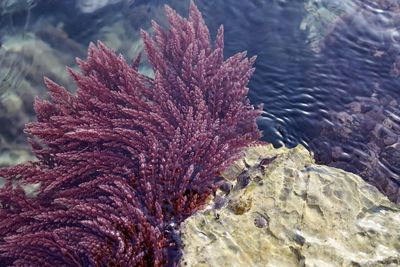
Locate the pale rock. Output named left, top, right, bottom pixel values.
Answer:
left=180, top=145, right=400, bottom=267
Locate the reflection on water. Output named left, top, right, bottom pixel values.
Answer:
left=0, top=0, right=399, bottom=202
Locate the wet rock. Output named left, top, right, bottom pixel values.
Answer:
left=310, top=93, right=400, bottom=203
left=389, top=99, right=398, bottom=107
left=1, top=92, right=23, bottom=117
left=0, top=148, right=34, bottom=167
left=218, top=181, right=232, bottom=195
left=36, top=25, right=86, bottom=61
left=76, top=0, right=123, bottom=14
left=234, top=170, right=251, bottom=190
left=179, top=145, right=400, bottom=267
left=331, top=146, right=347, bottom=161
left=330, top=161, right=359, bottom=174
left=227, top=194, right=252, bottom=215
left=300, top=0, right=357, bottom=53
left=0, top=34, right=75, bottom=167
left=383, top=132, right=398, bottom=146
left=380, top=146, right=400, bottom=174
left=212, top=195, right=227, bottom=211
left=349, top=101, right=362, bottom=113
left=0, top=0, right=36, bottom=16
left=309, top=138, right=332, bottom=164
left=254, top=214, right=268, bottom=228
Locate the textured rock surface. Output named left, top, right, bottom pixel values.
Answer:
left=179, top=145, right=400, bottom=267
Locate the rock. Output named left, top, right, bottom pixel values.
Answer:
left=310, top=93, right=400, bottom=203
left=0, top=33, right=76, bottom=168
left=0, top=149, right=34, bottom=167
left=349, top=101, right=362, bottom=113
left=35, top=25, right=86, bottom=61
left=227, top=194, right=252, bottom=215
left=76, top=0, right=123, bottom=14
left=179, top=145, right=400, bottom=267
left=0, top=92, right=23, bottom=117
left=300, top=0, right=357, bottom=53
left=0, top=0, right=36, bottom=16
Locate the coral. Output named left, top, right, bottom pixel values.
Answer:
left=0, top=1, right=261, bottom=266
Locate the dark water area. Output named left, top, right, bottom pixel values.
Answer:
left=200, top=0, right=317, bottom=149
left=0, top=0, right=399, bottom=202
left=197, top=0, right=400, bottom=201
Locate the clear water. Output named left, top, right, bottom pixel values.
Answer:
left=0, top=0, right=399, bottom=201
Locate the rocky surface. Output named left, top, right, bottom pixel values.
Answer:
left=179, top=145, right=400, bottom=267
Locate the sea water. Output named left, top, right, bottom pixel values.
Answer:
left=0, top=0, right=399, bottom=200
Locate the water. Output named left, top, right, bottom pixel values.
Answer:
left=0, top=0, right=399, bottom=202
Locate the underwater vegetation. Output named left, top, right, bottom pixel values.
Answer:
left=0, top=1, right=261, bottom=266
left=0, top=0, right=179, bottom=168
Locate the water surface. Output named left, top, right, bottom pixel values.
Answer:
left=0, top=0, right=399, bottom=201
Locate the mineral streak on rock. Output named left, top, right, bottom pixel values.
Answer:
left=179, top=145, right=400, bottom=267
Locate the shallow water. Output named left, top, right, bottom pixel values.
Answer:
left=0, top=0, right=399, bottom=201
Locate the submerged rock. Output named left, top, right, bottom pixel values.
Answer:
left=179, top=145, right=400, bottom=267
left=76, top=0, right=123, bottom=14
left=303, top=1, right=400, bottom=203
left=310, top=94, right=400, bottom=203
left=0, top=0, right=36, bottom=16
left=300, top=0, right=358, bottom=53
left=0, top=33, right=76, bottom=167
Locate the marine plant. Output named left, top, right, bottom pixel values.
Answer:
left=0, top=1, right=261, bottom=266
